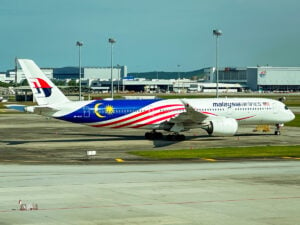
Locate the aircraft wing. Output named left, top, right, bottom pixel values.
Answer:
left=167, top=99, right=210, bottom=132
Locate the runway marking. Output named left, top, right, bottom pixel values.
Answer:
left=282, top=157, right=300, bottom=160
left=1, top=196, right=299, bottom=213
left=201, top=158, right=216, bottom=162
left=115, top=158, right=125, bottom=162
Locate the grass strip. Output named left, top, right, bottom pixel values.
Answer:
left=130, top=145, right=300, bottom=160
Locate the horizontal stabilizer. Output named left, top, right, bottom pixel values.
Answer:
left=5, top=104, right=26, bottom=112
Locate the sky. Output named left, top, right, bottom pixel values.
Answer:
left=0, top=0, right=300, bottom=72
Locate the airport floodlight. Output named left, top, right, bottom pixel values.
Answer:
left=76, top=41, right=83, bottom=100
left=213, top=29, right=222, bottom=98
left=108, top=38, right=116, bottom=44
left=76, top=41, right=83, bottom=47
left=213, top=29, right=222, bottom=36
left=108, top=38, right=116, bottom=98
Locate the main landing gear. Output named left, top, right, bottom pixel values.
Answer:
left=166, top=133, right=186, bottom=141
left=144, top=130, right=186, bottom=141
left=145, top=131, right=163, bottom=140
left=274, top=124, right=283, bottom=135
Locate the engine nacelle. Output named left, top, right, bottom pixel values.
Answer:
left=206, top=117, right=238, bottom=136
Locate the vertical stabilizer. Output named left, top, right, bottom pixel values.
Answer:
left=18, top=59, right=70, bottom=106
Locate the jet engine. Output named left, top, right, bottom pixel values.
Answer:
left=206, top=117, right=238, bottom=136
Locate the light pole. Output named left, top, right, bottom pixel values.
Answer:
left=15, top=57, right=18, bottom=84
left=177, top=64, right=180, bottom=93
left=108, top=38, right=116, bottom=99
left=213, top=29, right=222, bottom=98
left=117, top=64, right=120, bottom=93
left=76, top=41, right=83, bottom=100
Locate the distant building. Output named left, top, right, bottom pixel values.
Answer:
left=1, top=63, right=299, bottom=93
left=247, top=67, right=300, bottom=92
left=207, top=66, right=300, bottom=92
left=1, top=69, right=53, bottom=83
left=188, top=83, right=244, bottom=93
left=53, top=66, right=127, bottom=80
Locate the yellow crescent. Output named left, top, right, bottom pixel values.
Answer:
left=94, top=103, right=105, bottom=118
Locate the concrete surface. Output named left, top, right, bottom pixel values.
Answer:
left=0, top=161, right=299, bottom=225
left=0, top=114, right=299, bottom=163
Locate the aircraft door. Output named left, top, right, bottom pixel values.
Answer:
left=272, top=102, right=279, bottom=115
left=226, top=105, right=234, bottom=116
left=83, top=106, right=90, bottom=118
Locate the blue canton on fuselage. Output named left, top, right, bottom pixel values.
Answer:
left=58, top=99, right=161, bottom=123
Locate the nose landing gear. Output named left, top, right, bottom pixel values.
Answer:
left=274, top=123, right=283, bottom=135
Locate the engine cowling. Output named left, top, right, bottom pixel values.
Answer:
left=206, top=117, right=238, bottom=136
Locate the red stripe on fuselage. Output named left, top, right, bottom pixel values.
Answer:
left=201, top=111, right=217, bottom=116
left=131, top=114, right=179, bottom=128
left=236, top=115, right=255, bottom=121
left=91, top=104, right=183, bottom=127
left=112, top=107, right=184, bottom=128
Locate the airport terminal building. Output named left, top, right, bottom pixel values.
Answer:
left=1, top=64, right=300, bottom=93
left=247, top=67, right=300, bottom=92
left=53, top=66, right=127, bottom=80
left=208, top=66, right=300, bottom=92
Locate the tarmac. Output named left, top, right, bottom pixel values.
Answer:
left=0, top=113, right=299, bottom=224
left=0, top=113, right=300, bottom=164
left=0, top=162, right=299, bottom=225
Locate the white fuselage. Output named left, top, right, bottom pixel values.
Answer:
left=50, top=98, right=295, bottom=131
left=183, top=98, right=295, bottom=125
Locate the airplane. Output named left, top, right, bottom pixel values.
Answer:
left=7, top=59, right=295, bottom=141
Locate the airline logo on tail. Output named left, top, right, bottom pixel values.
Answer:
left=30, top=78, right=52, bottom=97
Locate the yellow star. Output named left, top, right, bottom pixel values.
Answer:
left=105, top=105, right=114, bottom=114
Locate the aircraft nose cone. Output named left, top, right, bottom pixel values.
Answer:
left=290, top=112, right=295, bottom=121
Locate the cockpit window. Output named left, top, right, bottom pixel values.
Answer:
left=285, top=106, right=289, bottom=110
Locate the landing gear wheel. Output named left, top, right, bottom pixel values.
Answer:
left=166, top=134, right=174, bottom=141
left=145, top=131, right=163, bottom=140
left=274, top=124, right=282, bottom=136
left=274, top=131, right=281, bottom=135
left=145, top=132, right=154, bottom=139
left=154, top=132, right=163, bottom=139
left=166, top=134, right=185, bottom=141
left=175, top=134, right=185, bottom=141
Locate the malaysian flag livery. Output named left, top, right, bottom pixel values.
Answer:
left=58, top=99, right=185, bottom=129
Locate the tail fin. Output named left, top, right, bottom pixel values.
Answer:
left=18, top=59, right=70, bottom=106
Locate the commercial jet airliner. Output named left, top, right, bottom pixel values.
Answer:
left=8, top=59, right=295, bottom=141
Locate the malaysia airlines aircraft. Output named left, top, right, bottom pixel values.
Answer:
left=8, top=59, right=295, bottom=141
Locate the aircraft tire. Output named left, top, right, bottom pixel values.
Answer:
left=166, top=134, right=185, bottom=141
left=145, top=132, right=163, bottom=140
left=274, top=131, right=281, bottom=135
left=154, top=132, right=163, bottom=139
left=175, top=134, right=185, bottom=141
left=166, top=134, right=174, bottom=141
left=145, top=132, right=154, bottom=140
